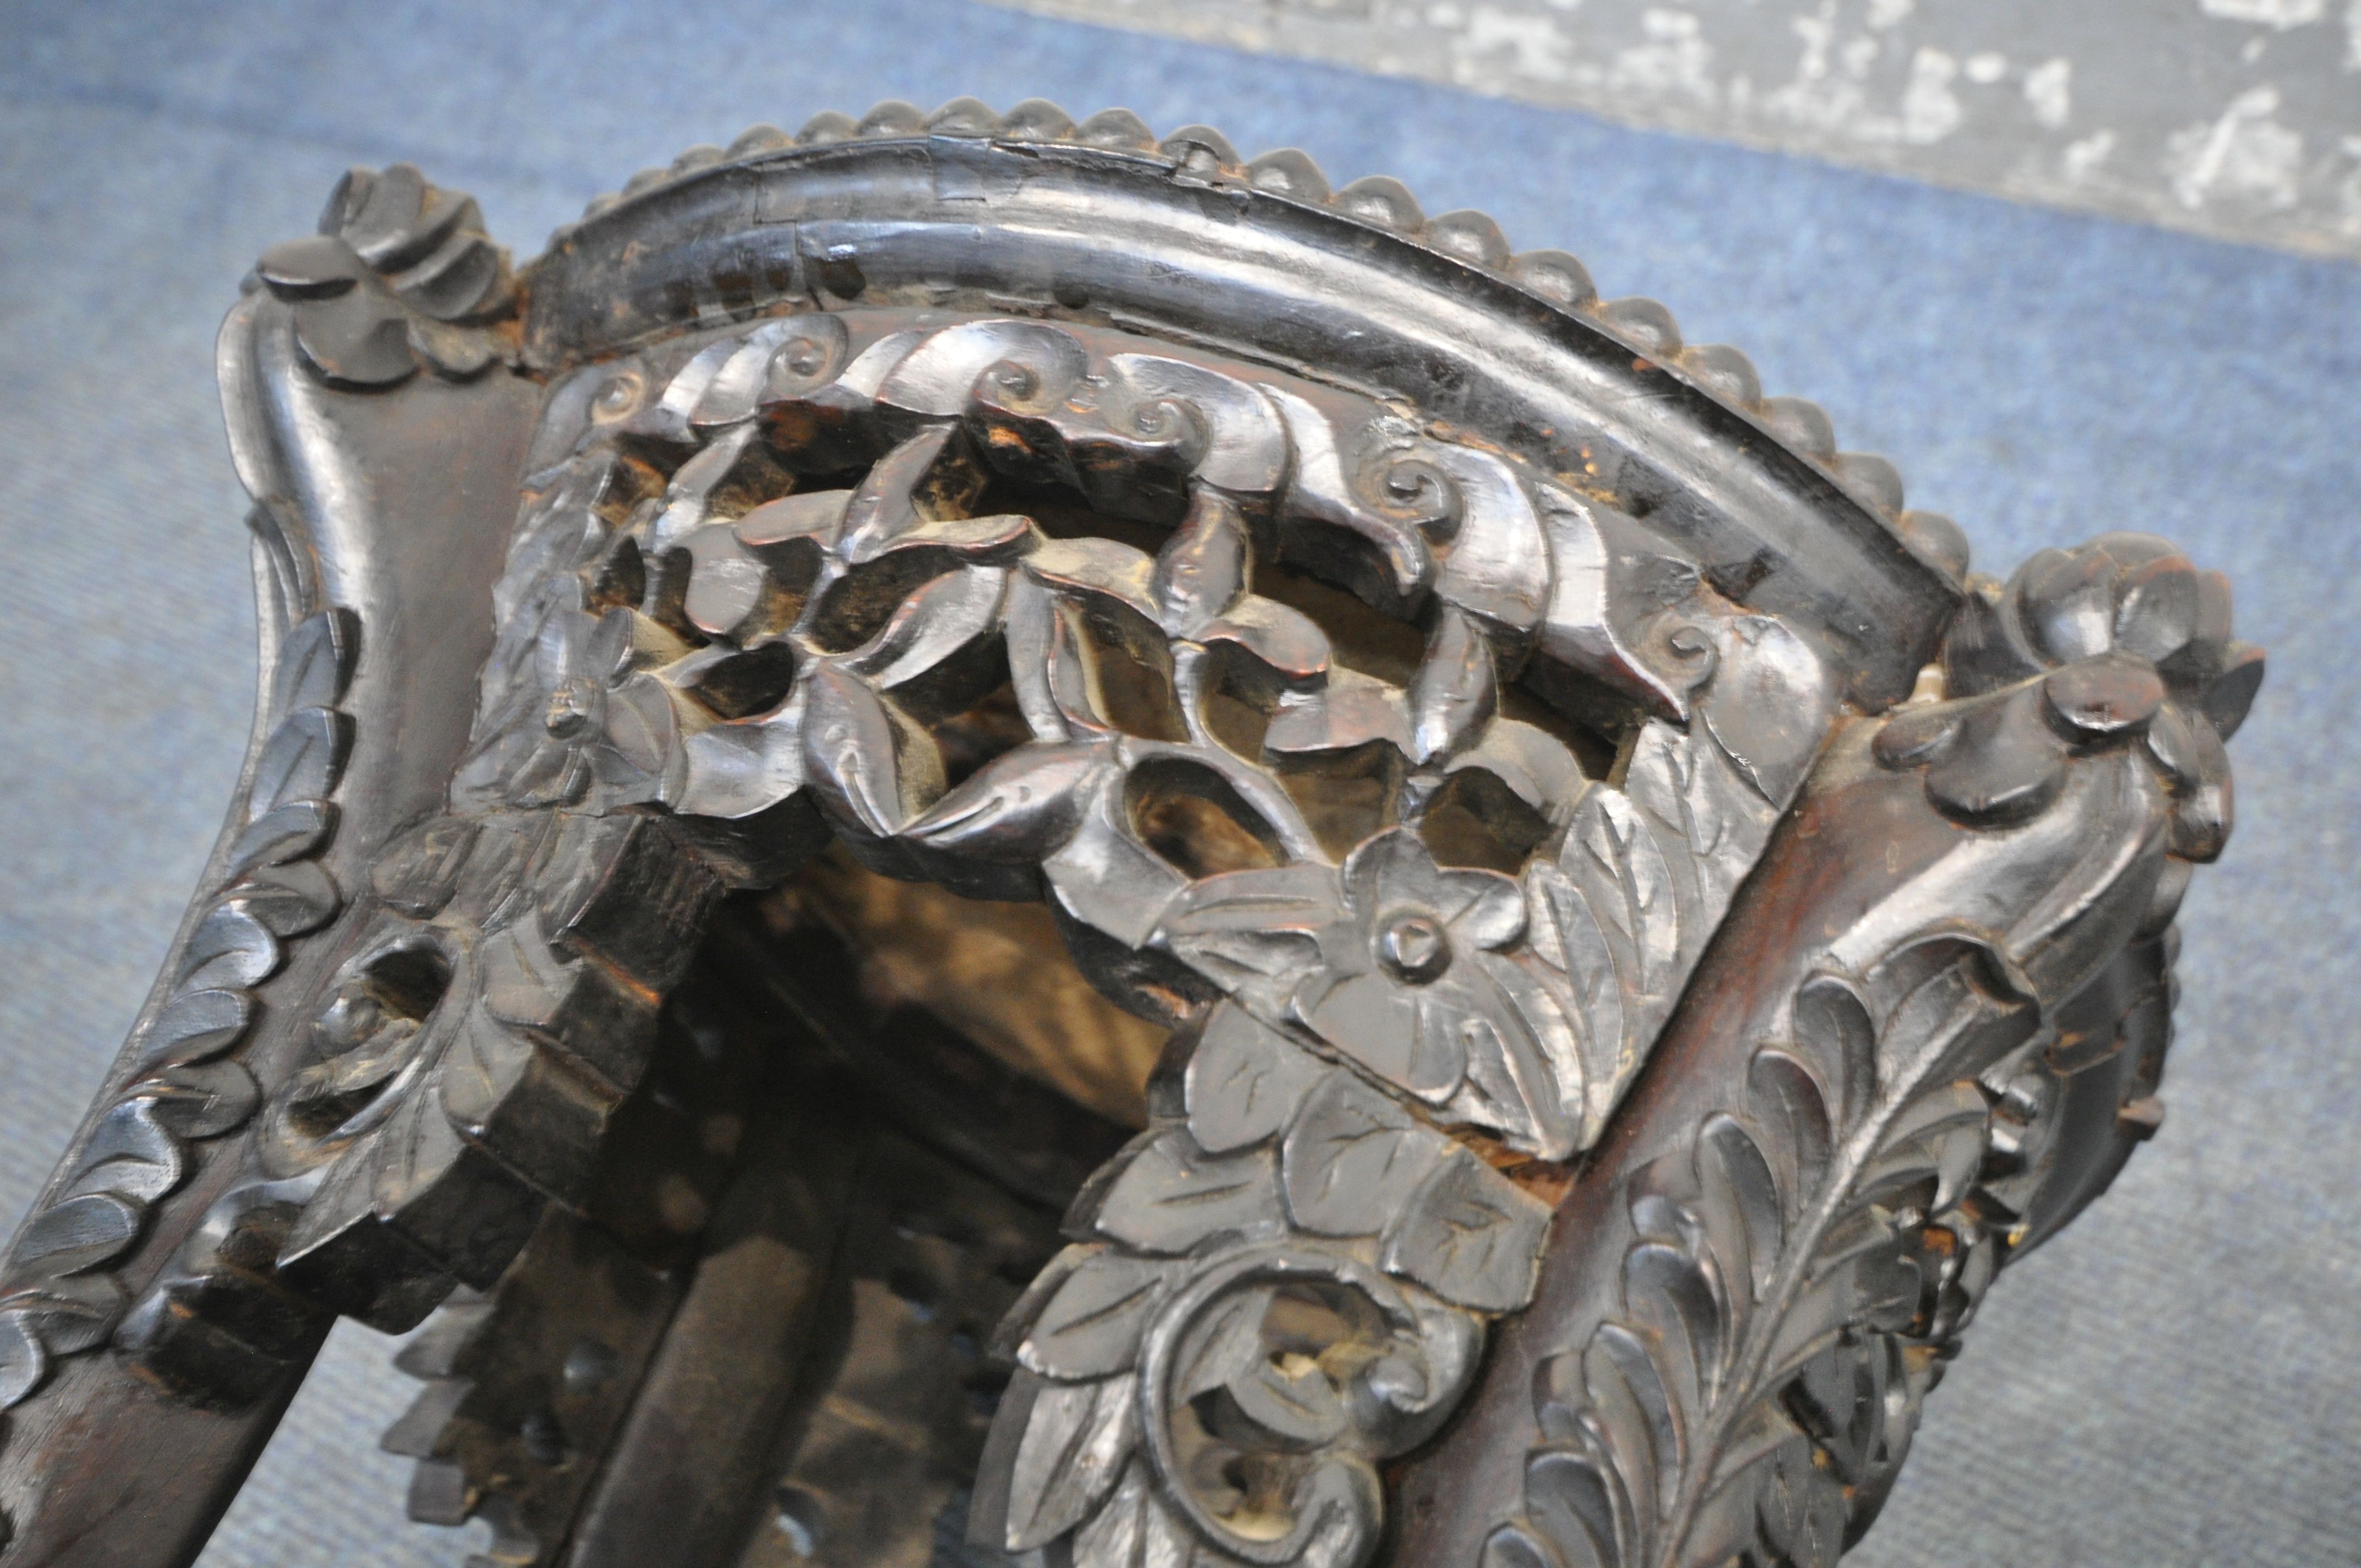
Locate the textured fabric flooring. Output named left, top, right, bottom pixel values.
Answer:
left=0, top=2, right=2353, bottom=1564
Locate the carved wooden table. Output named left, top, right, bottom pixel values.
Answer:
left=0, top=100, right=2261, bottom=1568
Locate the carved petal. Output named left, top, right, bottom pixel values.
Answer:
left=1924, top=686, right=2067, bottom=825
left=900, top=742, right=1111, bottom=861
left=798, top=665, right=943, bottom=837
left=1158, top=863, right=1344, bottom=1008
left=1299, top=970, right=1433, bottom=1097
left=1409, top=608, right=1499, bottom=767
left=1152, top=488, right=1250, bottom=637
left=1343, top=827, right=1525, bottom=949
left=1427, top=446, right=1551, bottom=636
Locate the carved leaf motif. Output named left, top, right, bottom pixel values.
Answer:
left=176, top=905, right=282, bottom=993
left=1000, top=1371, right=1139, bottom=1552
left=1514, top=948, right=2028, bottom=1568
left=1454, top=954, right=1584, bottom=1159
left=1195, top=597, right=1331, bottom=693
left=1090, top=1131, right=1284, bottom=1256
left=1380, top=1144, right=1551, bottom=1312
left=139, top=1059, right=262, bottom=1141
left=248, top=709, right=353, bottom=819
left=436, top=995, right=536, bottom=1136
left=137, top=988, right=253, bottom=1071
left=1264, top=667, right=1411, bottom=759
left=671, top=688, right=807, bottom=820
left=271, top=607, right=360, bottom=716
left=1071, top=1461, right=1209, bottom=1568
left=1280, top=1072, right=1448, bottom=1238
left=844, top=563, right=1010, bottom=692
left=1426, top=445, right=1551, bottom=635
left=1522, top=863, right=1626, bottom=1134
left=0, top=1313, right=46, bottom=1409
left=227, top=799, right=335, bottom=879
left=1568, top=783, right=1679, bottom=1002
left=1107, top=351, right=1290, bottom=496
left=232, top=858, right=342, bottom=937
left=1184, top=1002, right=1328, bottom=1155
left=369, top=1054, right=466, bottom=1218
left=1449, top=719, right=1585, bottom=826
left=1265, top=387, right=1434, bottom=605
left=58, top=1101, right=184, bottom=1206
left=835, top=423, right=987, bottom=564
left=1153, top=489, right=1250, bottom=637
left=9, top=1193, right=142, bottom=1277
left=1020, top=1249, right=1176, bottom=1380
left=0, top=1273, right=123, bottom=1358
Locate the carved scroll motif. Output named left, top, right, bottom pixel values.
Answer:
left=973, top=999, right=1543, bottom=1568
left=1482, top=535, right=2259, bottom=1568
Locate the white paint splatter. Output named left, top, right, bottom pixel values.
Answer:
left=1965, top=52, right=2009, bottom=84
left=1459, top=5, right=1575, bottom=79
left=2165, top=85, right=2306, bottom=208
left=1610, top=9, right=1718, bottom=102
left=2347, top=0, right=2361, bottom=65
left=2025, top=57, right=2072, bottom=127
left=1901, top=46, right=1962, bottom=143
left=1866, top=0, right=1913, bottom=28
left=1764, top=4, right=1873, bottom=133
left=2199, top=0, right=2325, bottom=25
left=2064, top=129, right=2118, bottom=182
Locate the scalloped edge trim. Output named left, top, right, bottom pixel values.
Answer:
left=548, top=97, right=1970, bottom=586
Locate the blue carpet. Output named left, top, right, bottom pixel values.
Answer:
left=0, top=2, right=2353, bottom=1564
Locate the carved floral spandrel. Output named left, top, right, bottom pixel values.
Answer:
left=1476, top=533, right=2260, bottom=1568
left=149, top=299, right=1845, bottom=1568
